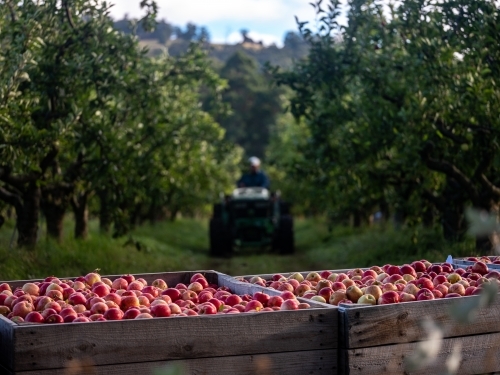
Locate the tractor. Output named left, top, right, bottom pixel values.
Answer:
left=209, top=187, right=294, bottom=256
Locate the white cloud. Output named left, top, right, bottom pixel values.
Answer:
left=109, top=0, right=316, bottom=29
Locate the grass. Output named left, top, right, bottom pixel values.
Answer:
left=0, top=217, right=478, bottom=281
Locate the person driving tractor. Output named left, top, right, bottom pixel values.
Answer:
left=237, top=157, right=270, bottom=189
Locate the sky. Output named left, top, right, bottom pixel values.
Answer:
left=108, top=0, right=323, bottom=47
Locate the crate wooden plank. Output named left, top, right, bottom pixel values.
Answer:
left=339, top=331, right=500, bottom=375
left=339, top=295, right=500, bottom=349
left=0, top=271, right=337, bottom=372
left=1, top=349, right=337, bottom=375
left=453, top=258, right=500, bottom=270
left=0, top=317, right=15, bottom=372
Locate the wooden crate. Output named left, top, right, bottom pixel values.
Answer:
left=452, top=257, right=500, bottom=270
left=338, top=295, right=500, bottom=375
left=0, top=270, right=337, bottom=375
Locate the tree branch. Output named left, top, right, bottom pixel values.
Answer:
left=0, top=185, right=22, bottom=209
left=63, top=0, right=76, bottom=30
left=479, top=174, right=500, bottom=198
left=420, top=142, right=478, bottom=202
left=435, top=119, right=466, bottom=144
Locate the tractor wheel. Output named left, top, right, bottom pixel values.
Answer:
left=209, top=218, right=232, bottom=257
left=213, top=203, right=223, bottom=218
left=274, top=215, right=294, bottom=254
left=279, top=201, right=291, bottom=216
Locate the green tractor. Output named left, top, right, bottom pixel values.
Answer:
left=209, top=188, right=294, bottom=256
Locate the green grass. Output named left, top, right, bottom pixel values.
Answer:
left=0, top=217, right=477, bottom=281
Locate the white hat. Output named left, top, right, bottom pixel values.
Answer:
left=248, top=156, right=261, bottom=167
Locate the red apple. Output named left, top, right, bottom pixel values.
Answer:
left=24, top=311, right=44, bottom=323
left=378, top=291, right=399, bottom=304
left=279, top=291, right=296, bottom=301
left=416, top=288, right=435, bottom=301
left=162, top=288, right=182, bottom=301
left=280, top=299, right=299, bottom=310
left=198, top=302, right=217, bottom=315
left=416, top=277, right=434, bottom=290
left=267, top=296, right=284, bottom=308
left=120, top=295, right=140, bottom=311
left=151, top=303, right=172, bottom=317
left=45, top=314, right=64, bottom=324
left=22, top=283, right=39, bottom=296
left=244, top=300, right=264, bottom=312
left=471, top=261, right=489, bottom=275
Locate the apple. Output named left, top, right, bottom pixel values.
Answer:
left=151, top=303, right=172, bottom=317
left=357, top=294, right=376, bottom=305
left=198, top=302, right=217, bottom=315
left=434, top=284, right=448, bottom=296
left=92, top=284, right=110, bottom=297
left=278, top=283, right=294, bottom=292
left=22, top=283, right=39, bottom=296
left=345, top=285, right=363, bottom=303
left=225, top=294, right=242, bottom=306
left=267, top=296, right=284, bottom=308
left=376, top=273, right=388, bottom=282
left=318, top=287, right=334, bottom=302
left=249, top=276, right=265, bottom=284
left=329, top=290, right=346, bottom=305
left=362, top=270, right=378, bottom=279
left=416, top=277, right=434, bottom=290
left=244, top=300, right=264, bottom=312
left=399, top=292, right=416, bottom=302
left=187, top=282, right=204, bottom=293
left=411, top=261, right=427, bottom=273
left=4, top=296, right=18, bottom=309
left=120, top=295, right=140, bottom=311
left=471, top=261, right=489, bottom=275
left=287, top=279, right=300, bottom=290
left=335, top=273, right=349, bottom=282
left=10, top=316, right=24, bottom=323
left=378, top=291, right=400, bottom=304
left=41, top=308, right=58, bottom=319
left=298, top=303, right=311, bottom=309
left=370, top=266, right=383, bottom=274
left=431, top=290, right=443, bottom=299
left=302, top=292, right=317, bottom=299
left=386, top=265, right=401, bottom=276
left=402, top=274, right=416, bottom=282
left=135, top=313, right=153, bottom=319
left=280, top=299, right=299, bottom=310
left=24, top=311, right=44, bottom=323
left=279, top=291, right=296, bottom=301
left=332, top=282, right=346, bottom=291
left=447, top=273, right=462, bottom=284
left=416, top=288, right=435, bottom=301
left=310, top=295, right=327, bottom=303
left=289, top=272, right=305, bottom=282
left=305, top=272, right=321, bottom=282
left=456, top=279, right=470, bottom=289
left=342, top=279, right=356, bottom=288
left=433, top=275, right=448, bottom=286
left=73, top=316, right=90, bottom=323
left=295, top=284, right=311, bottom=296
left=448, top=283, right=465, bottom=296
left=162, top=288, right=182, bottom=301
left=181, top=290, right=198, bottom=303
left=320, top=270, right=332, bottom=279
left=0, top=283, right=12, bottom=293
left=84, top=272, right=101, bottom=287
left=364, top=285, right=383, bottom=300
left=0, top=306, right=11, bottom=316
left=45, top=314, right=64, bottom=324
left=382, top=283, right=397, bottom=293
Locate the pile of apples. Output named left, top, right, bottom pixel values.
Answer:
left=240, top=259, right=500, bottom=306
left=0, top=272, right=311, bottom=324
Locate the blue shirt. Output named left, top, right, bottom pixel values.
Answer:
left=237, top=171, right=270, bottom=189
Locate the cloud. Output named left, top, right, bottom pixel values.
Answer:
left=109, top=0, right=317, bottom=29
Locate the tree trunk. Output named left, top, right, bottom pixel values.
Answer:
left=41, top=188, right=67, bottom=242
left=72, top=193, right=89, bottom=239
left=148, top=197, right=158, bottom=225
left=441, top=178, right=467, bottom=242
left=98, top=189, right=111, bottom=234
left=16, top=182, right=41, bottom=248
left=352, top=210, right=362, bottom=228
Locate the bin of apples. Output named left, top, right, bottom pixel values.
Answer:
left=0, top=272, right=311, bottom=324
left=241, top=259, right=500, bottom=306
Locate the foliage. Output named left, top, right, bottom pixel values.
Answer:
left=271, top=0, right=500, bottom=250
left=0, top=0, right=240, bottom=246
